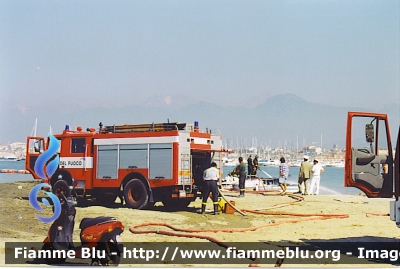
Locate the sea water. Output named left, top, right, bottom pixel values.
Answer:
left=0, top=160, right=362, bottom=195
left=0, top=160, right=33, bottom=183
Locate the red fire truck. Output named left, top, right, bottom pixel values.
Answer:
left=25, top=122, right=226, bottom=209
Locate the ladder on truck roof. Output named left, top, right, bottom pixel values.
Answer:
left=101, top=122, right=187, bottom=133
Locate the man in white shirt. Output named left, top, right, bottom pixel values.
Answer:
left=309, top=159, right=324, bottom=195
left=201, top=162, right=220, bottom=215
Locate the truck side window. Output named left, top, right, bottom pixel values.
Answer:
left=71, top=138, right=86, bottom=153
left=34, top=141, right=41, bottom=153
left=31, top=139, right=44, bottom=153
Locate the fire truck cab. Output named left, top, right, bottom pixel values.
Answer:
left=345, top=112, right=400, bottom=226
left=25, top=122, right=226, bottom=210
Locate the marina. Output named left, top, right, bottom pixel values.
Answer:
left=221, top=164, right=358, bottom=195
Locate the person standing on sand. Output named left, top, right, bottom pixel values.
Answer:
left=201, top=162, right=220, bottom=215
left=278, top=157, right=289, bottom=194
left=247, top=155, right=254, bottom=178
left=309, top=159, right=324, bottom=195
left=295, top=155, right=312, bottom=195
left=253, top=155, right=259, bottom=176
left=236, top=157, right=247, bottom=197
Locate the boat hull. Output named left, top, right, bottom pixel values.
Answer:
left=222, top=177, right=297, bottom=192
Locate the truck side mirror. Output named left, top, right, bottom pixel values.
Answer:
left=365, top=124, right=374, bottom=143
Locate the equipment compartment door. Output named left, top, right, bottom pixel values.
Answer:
left=149, top=143, right=172, bottom=180
left=96, top=145, right=118, bottom=179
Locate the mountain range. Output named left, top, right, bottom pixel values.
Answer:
left=2, top=94, right=399, bottom=149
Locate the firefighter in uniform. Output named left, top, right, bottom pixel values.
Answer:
left=247, top=155, right=254, bottom=178
left=201, top=162, right=220, bottom=215
left=236, top=157, right=247, bottom=197
left=253, top=155, right=260, bottom=176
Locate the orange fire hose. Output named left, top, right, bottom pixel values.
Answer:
left=129, top=193, right=349, bottom=267
left=130, top=213, right=348, bottom=234
left=366, top=212, right=389, bottom=217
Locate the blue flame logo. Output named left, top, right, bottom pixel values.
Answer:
left=29, top=134, right=62, bottom=223
left=34, top=134, right=60, bottom=179
left=29, top=183, right=62, bottom=223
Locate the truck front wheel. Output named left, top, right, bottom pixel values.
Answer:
left=123, top=179, right=149, bottom=209
left=52, top=179, right=71, bottom=198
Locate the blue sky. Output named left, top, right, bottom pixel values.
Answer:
left=1, top=0, right=399, bottom=112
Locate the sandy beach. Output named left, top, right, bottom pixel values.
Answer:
left=1, top=179, right=399, bottom=267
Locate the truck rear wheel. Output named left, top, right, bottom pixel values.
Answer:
left=123, top=179, right=149, bottom=209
